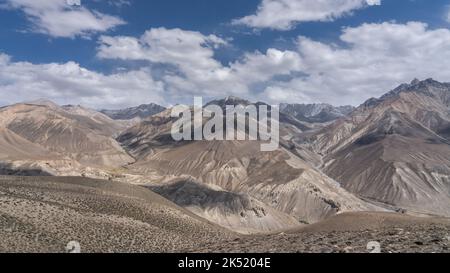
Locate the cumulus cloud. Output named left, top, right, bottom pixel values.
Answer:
left=0, top=53, right=165, bottom=109
left=233, top=0, right=379, bottom=30
left=262, top=22, right=450, bottom=105
left=98, top=27, right=302, bottom=99
left=97, top=23, right=450, bottom=106
left=3, top=22, right=450, bottom=108
left=98, top=28, right=228, bottom=72
left=2, top=0, right=125, bottom=38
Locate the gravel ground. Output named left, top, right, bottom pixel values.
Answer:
left=1, top=176, right=448, bottom=253
left=0, top=176, right=234, bottom=253
left=190, top=212, right=450, bottom=253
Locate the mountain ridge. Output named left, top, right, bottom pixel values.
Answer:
left=0, top=78, right=449, bottom=234
left=280, top=103, right=355, bottom=123
left=101, top=103, right=166, bottom=120
left=307, top=78, right=450, bottom=217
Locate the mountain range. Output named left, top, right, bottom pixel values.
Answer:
left=0, top=100, right=133, bottom=176
left=280, top=103, right=355, bottom=123
left=309, top=78, right=450, bottom=217
left=101, top=103, right=166, bottom=120
left=0, top=78, right=449, bottom=235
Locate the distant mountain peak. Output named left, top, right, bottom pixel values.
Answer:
left=62, top=104, right=85, bottom=110
left=405, top=78, right=447, bottom=89
left=224, top=95, right=244, bottom=101
left=101, top=103, right=166, bottom=120
left=205, top=96, right=251, bottom=108
left=279, top=103, right=355, bottom=123
left=411, top=78, right=421, bottom=85
left=221, top=96, right=250, bottom=104
left=363, top=78, right=450, bottom=109
left=136, top=103, right=160, bottom=108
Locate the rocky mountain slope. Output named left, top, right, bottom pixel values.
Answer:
left=308, top=79, right=450, bottom=217
left=192, top=212, right=450, bottom=253
left=118, top=101, right=380, bottom=233
left=3, top=177, right=446, bottom=253
left=0, top=101, right=133, bottom=175
left=280, top=103, right=355, bottom=123
left=61, top=104, right=129, bottom=136
left=1, top=80, right=449, bottom=235
left=101, top=103, right=166, bottom=120
left=149, top=179, right=301, bottom=234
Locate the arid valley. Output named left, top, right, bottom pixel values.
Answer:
left=1, top=79, right=450, bottom=253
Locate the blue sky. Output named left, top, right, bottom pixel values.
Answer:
left=1, top=0, right=450, bottom=109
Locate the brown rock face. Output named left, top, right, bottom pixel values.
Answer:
left=0, top=101, right=133, bottom=174
left=117, top=102, right=378, bottom=233
left=309, top=79, right=450, bottom=217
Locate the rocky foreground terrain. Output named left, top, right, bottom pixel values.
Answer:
left=1, top=176, right=448, bottom=253
left=191, top=212, right=450, bottom=253
left=0, top=176, right=232, bottom=253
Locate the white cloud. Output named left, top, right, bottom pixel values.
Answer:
left=98, top=23, right=450, bottom=106
left=3, top=0, right=125, bottom=38
left=0, top=53, right=165, bottom=109
left=262, top=22, right=450, bottom=105
left=98, top=27, right=302, bottom=99
left=233, top=0, right=379, bottom=30
left=366, top=0, right=381, bottom=5
left=66, top=0, right=80, bottom=6
left=230, top=49, right=302, bottom=83
left=98, top=28, right=227, bottom=72
left=4, top=22, right=450, bottom=108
